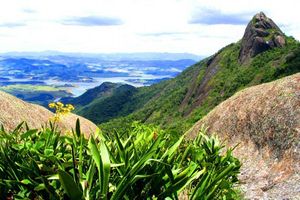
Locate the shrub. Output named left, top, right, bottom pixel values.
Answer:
left=0, top=121, right=240, bottom=199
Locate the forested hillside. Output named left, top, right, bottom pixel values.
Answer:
left=70, top=13, right=300, bottom=134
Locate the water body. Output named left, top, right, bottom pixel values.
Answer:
left=46, top=74, right=171, bottom=96
left=3, top=74, right=171, bottom=97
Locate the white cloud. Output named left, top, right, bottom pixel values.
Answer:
left=0, top=0, right=299, bottom=56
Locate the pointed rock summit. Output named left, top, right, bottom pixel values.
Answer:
left=239, top=12, right=286, bottom=63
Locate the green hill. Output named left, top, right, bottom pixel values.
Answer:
left=68, top=12, right=300, bottom=135
left=62, top=83, right=138, bottom=124
left=61, top=82, right=121, bottom=107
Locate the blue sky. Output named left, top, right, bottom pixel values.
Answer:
left=0, top=0, right=299, bottom=56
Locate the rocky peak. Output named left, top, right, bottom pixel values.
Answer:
left=239, top=12, right=286, bottom=63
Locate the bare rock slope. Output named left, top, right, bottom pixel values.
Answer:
left=187, top=73, right=300, bottom=199
left=0, top=91, right=97, bottom=136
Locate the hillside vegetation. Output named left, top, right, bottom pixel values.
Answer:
left=1, top=12, right=300, bottom=200
left=99, top=33, right=300, bottom=135
left=65, top=13, right=300, bottom=135
left=0, top=84, right=71, bottom=107
left=62, top=83, right=138, bottom=124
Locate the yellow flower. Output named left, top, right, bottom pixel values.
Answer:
left=57, top=102, right=63, bottom=107
left=48, top=102, right=56, bottom=109
left=48, top=102, right=75, bottom=123
left=66, top=104, right=75, bottom=111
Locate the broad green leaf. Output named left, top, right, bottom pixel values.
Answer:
left=100, top=141, right=110, bottom=196
left=34, top=183, right=46, bottom=191
left=162, top=134, right=185, bottom=162
left=44, top=148, right=54, bottom=156
left=20, top=129, right=38, bottom=140
left=21, top=179, right=32, bottom=185
left=111, top=134, right=163, bottom=200
left=58, top=170, right=83, bottom=200
left=12, top=122, right=24, bottom=135
left=48, top=174, right=59, bottom=180
left=111, top=163, right=125, bottom=168
left=88, top=136, right=101, bottom=171
left=75, top=118, right=81, bottom=138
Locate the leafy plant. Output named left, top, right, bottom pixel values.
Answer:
left=0, top=121, right=241, bottom=199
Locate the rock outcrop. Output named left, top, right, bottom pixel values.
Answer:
left=187, top=73, right=300, bottom=199
left=0, top=91, right=97, bottom=137
left=239, top=12, right=286, bottom=63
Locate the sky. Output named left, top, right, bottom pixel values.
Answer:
left=0, top=0, right=299, bottom=56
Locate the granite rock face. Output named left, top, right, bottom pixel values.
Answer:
left=0, top=91, right=97, bottom=137
left=239, top=12, right=286, bottom=63
left=187, top=73, right=300, bottom=199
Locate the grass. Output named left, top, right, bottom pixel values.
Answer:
left=0, top=120, right=241, bottom=199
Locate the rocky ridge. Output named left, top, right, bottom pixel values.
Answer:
left=187, top=73, right=300, bottom=199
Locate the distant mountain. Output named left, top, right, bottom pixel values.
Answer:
left=2, top=12, right=299, bottom=199
left=0, top=57, right=196, bottom=82
left=62, top=83, right=138, bottom=124
left=74, top=12, right=300, bottom=134
left=187, top=73, right=300, bottom=199
left=0, top=54, right=198, bottom=106
left=0, top=57, right=93, bottom=82
left=0, top=51, right=201, bottom=61
left=61, top=82, right=122, bottom=107
left=68, top=14, right=300, bottom=199
left=0, top=91, right=97, bottom=136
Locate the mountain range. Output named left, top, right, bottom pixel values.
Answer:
left=64, top=12, right=299, bottom=135
left=0, top=54, right=197, bottom=107
left=1, top=12, right=300, bottom=198
left=57, top=12, right=300, bottom=198
left=0, top=52, right=201, bottom=61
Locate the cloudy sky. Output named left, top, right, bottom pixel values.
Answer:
left=0, top=0, right=299, bottom=56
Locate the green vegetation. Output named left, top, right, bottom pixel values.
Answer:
left=188, top=37, right=300, bottom=123
left=76, top=85, right=137, bottom=124
left=61, top=83, right=141, bottom=124
left=0, top=121, right=241, bottom=199
left=61, top=82, right=120, bottom=108
left=0, top=85, right=63, bottom=92
left=0, top=84, right=71, bottom=107
left=98, top=37, right=300, bottom=135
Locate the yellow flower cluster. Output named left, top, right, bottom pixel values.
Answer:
left=48, top=102, right=75, bottom=122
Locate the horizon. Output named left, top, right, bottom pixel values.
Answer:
left=0, top=0, right=299, bottom=56
left=0, top=50, right=200, bottom=56
left=0, top=51, right=202, bottom=61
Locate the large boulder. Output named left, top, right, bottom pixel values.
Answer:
left=239, top=12, right=286, bottom=63
left=187, top=73, right=300, bottom=199
left=0, top=91, right=97, bottom=137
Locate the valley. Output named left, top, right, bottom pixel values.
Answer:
left=0, top=9, right=299, bottom=199
left=0, top=54, right=198, bottom=106
left=69, top=13, right=300, bottom=135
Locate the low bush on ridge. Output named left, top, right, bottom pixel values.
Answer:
left=0, top=120, right=241, bottom=199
